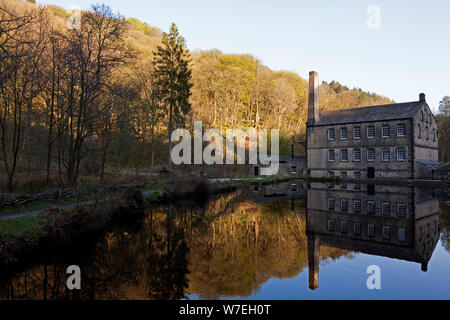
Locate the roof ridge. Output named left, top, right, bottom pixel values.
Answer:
left=321, top=101, right=421, bottom=115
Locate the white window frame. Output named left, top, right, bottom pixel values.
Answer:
left=353, top=149, right=361, bottom=162
left=381, top=148, right=390, bottom=162
left=398, top=228, right=406, bottom=242
left=367, top=148, right=375, bottom=162
left=328, top=198, right=335, bottom=210
left=328, top=149, right=335, bottom=162
left=340, top=127, right=348, bottom=140
left=367, top=125, right=375, bottom=139
left=397, top=123, right=406, bottom=137
left=382, top=202, right=390, bottom=216
left=396, top=203, right=407, bottom=217
left=353, top=126, right=361, bottom=139
left=341, top=149, right=348, bottom=162
left=341, top=199, right=349, bottom=212
left=354, top=199, right=361, bottom=213
left=382, top=125, right=390, bottom=138
left=328, top=128, right=335, bottom=141
left=397, top=148, right=406, bottom=162
left=367, top=200, right=376, bottom=214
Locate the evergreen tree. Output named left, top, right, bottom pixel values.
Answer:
left=153, top=23, right=192, bottom=164
left=439, top=96, right=450, bottom=116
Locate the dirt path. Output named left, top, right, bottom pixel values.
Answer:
left=0, top=190, right=158, bottom=222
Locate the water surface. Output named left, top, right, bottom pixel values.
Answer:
left=1, top=181, right=449, bottom=300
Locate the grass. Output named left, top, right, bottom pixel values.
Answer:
left=0, top=183, right=163, bottom=217
left=0, top=210, right=60, bottom=240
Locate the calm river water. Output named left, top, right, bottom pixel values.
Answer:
left=1, top=181, right=449, bottom=300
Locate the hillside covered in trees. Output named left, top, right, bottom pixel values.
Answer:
left=0, top=0, right=400, bottom=191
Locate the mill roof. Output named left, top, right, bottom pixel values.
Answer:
left=317, top=101, right=425, bottom=126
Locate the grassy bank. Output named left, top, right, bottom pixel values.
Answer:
left=0, top=178, right=240, bottom=269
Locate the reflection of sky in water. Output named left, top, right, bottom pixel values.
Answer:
left=190, top=238, right=450, bottom=300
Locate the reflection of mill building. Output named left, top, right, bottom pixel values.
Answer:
left=306, top=182, right=440, bottom=290
left=306, top=71, right=439, bottom=179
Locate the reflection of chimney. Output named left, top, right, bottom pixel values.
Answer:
left=308, top=71, right=320, bottom=125
left=308, top=234, right=320, bottom=290
left=291, top=144, right=294, bottom=158
left=421, top=261, right=428, bottom=272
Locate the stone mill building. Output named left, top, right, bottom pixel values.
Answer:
left=305, top=71, right=439, bottom=179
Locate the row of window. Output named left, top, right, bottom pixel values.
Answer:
left=327, top=124, right=406, bottom=141
left=417, top=125, right=436, bottom=142
left=328, top=171, right=361, bottom=189
left=328, top=148, right=407, bottom=162
left=327, top=198, right=407, bottom=217
left=327, top=220, right=407, bottom=241
left=420, top=110, right=433, bottom=124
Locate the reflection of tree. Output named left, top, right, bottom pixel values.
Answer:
left=146, top=207, right=189, bottom=299
left=0, top=192, right=349, bottom=300
left=187, top=199, right=349, bottom=298
left=440, top=203, right=450, bottom=252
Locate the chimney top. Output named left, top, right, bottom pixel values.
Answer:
left=419, top=93, right=426, bottom=103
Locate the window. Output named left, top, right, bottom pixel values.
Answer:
left=341, top=199, right=349, bottom=212
left=397, top=123, right=406, bottom=136
left=396, top=203, right=407, bottom=217
left=368, top=224, right=376, bottom=238
left=341, top=221, right=348, bottom=234
left=353, top=149, right=361, bottom=162
left=354, top=126, right=361, bottom=139
left=291, top=166, right=297, bottom=174
left=418, top=125, right=421, bottom=138
left=380, top=148, right=389, bottom=162
left=328, top=198, right=335, bottom=210
left=341, top=149, right=348, bottom=162
left=367, top=125, right=375, bottom=138
left=382, top=202, right=391, bottom=216
left=328, top=171, right=335, bottom=189
left=433, top=129, right=436, bottom=142
left=397, top=148, right=406, bottom=161
left=367, top=200, right=376, bottom=214
left=426, top=127, right=429, bottom=140
left=327, top=219, right=335, bottom=232
left=291, top=184, right=297, bottom=192
left=341, top=172, right=347, bottom=189
left=354, top=200, right=361, bottom=213
left=354, top=172, right=361, bottom=190
left=398, top=228, right=406, bottom=242
left=328, top=128, right=335, bottom=140
left=421, top=111, right=424, bottom=121
left=354, top=223, right=361, bottom=236
left=340, top=127, right=348, bottom=139
left=367, top=148, right=375, bottom=161
left=328, top=150, right=335, bottom=162
left=383, top=226, right=391, bottom=240
left=382, top=125, right=390, bottom=138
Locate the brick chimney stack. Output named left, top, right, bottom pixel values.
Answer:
left=419, top=93, right=426, bottom=103
left=308, top=71, right=320, bottom=125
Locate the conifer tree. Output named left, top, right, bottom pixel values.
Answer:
left=153, top=23, right=192, bottom=165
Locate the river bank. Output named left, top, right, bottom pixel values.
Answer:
left=0, top=177, right=262, bottom=273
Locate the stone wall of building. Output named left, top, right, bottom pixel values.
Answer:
left=307, top=119, right=414, bottom=178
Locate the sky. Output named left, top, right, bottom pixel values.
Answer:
left=38, top=0, right=450, bottom=112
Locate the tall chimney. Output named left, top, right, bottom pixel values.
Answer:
left=308, top=71, right=320, bottom=125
